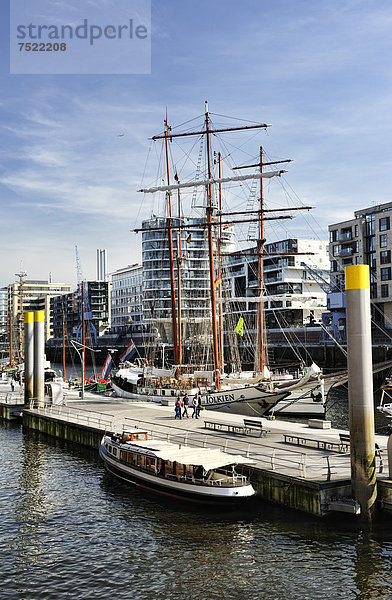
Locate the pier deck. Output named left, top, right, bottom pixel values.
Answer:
left=57, top=394, right=389, bottom=482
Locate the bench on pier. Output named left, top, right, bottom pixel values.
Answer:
left=283, top=434, right=344, bottom=453
left=243, top=419, right=267, bottom=437
left=339, top=433, right=350, bottom=452
left=204, top=419, right=268, bottom=438
left=338, top=434, right=384, bottom=468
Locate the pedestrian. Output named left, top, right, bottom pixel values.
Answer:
left=174, top=397, right=182, bottom=420
left=196, top=394, right=202, bottom=419
left=182, top=393, right=190, bottom=418
left=191, top=395, right=198, bottom=418
left=10, top=379, right=14, bottom=392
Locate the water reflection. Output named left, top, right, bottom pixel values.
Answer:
left=9, top=430, right=55, bottom=598
left=354, top=533, right=392, bottom=600
left=1, top=425, right=392, bottom=600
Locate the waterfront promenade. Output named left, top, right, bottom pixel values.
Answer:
left=29, top=390, right=390, bottom=482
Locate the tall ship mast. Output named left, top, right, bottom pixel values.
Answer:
left=111, top=104, right=345, bottom=416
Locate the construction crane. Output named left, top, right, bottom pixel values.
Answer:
left=301, top=262, right=346, bottom=343
left=300, top=262, right=344, bottom=294
left=75, top=246, right=97, bottom=346
left=14, top=270, right=27, bottom=361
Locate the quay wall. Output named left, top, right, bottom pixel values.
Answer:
left=23, top=410, right=103, bottom=449
left=0, top=401, right=24, bottom=421
left=249, top=467, right=352, bottom=517
left=378, top=480, right=392, bottom=513
left=46, top=340, right=392, bottom=372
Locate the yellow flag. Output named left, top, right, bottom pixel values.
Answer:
left=235, top=316, right=244, bottom=336
left=214, top=277, right=222, bottom=287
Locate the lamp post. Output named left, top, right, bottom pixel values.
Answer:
left=161, top=343, right=169, bottom=369
left=71, top=340, right=101, bottom=399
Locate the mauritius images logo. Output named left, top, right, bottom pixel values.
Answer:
left=10, top=0, right=151, bottom=75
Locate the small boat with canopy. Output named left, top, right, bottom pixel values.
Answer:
left=99, top=428, right=256, bottom=504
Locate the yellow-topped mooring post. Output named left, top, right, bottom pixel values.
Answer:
left=345, top=264, right=377, bottom=519
left=33, top=310, right=45, bottom=408
left=24, top=312, right=34, bottom=405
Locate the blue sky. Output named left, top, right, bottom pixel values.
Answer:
left=1, top=0, right=392, bottom=287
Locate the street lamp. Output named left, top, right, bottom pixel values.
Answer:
left=161, top=343, right=169, bottom=369
left=70, top=340, right=101, bottom=399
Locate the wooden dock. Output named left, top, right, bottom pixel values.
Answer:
left=2, top=381, right=392, bottom=518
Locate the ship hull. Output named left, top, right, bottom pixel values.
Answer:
left=110, top=379, right=289, bottom=417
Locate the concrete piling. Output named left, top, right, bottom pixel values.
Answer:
left=24, top=312, right=34, bottom=405
left=33, top=310, right=45, bottom=408
left=345, top=265, right=377, bottom=519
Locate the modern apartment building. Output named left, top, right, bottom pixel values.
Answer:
left=50, top=281, right=110, bottom=346
left=110, top=264, right=143, bottom=338
left=226, top=238, right=329, bottom=330
left=0, top=287, right=8, bottom=354
left=142, top=216, right=235, bottom=347
left=8, top=279, right=73, bottom=347
left=329, top=201, right=392, bottom=325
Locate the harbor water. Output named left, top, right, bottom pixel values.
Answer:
left=1, top=423, right=392, bottom=600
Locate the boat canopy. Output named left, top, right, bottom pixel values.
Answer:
left=118, top=371, right=141, bottom=384
left=124, top=439, right=256, bottom=471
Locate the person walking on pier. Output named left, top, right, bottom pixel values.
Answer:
left=174, top=398, right=182, bottom=420
left=182, top=393, right=190, bottom=418
left=191, top=395, right=198, bottom=418
left=196, top=395, right=202, bottom=419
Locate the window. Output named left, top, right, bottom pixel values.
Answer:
left=381, top=267, right=391, bottom=281
left=271, top=301, right=283, bottom=308
left=355, top=224, right=359, bottom=237
left=380, top=250, right=391, bottom=264
left=333, top=244, right=341, bottom=257
left=366, top=237, right=376, bottom=252
left=380, top=234, right=387, bottom=248
left=381, top=284, right=389, bottom=298
left=379, top=216, right=390, bottom=231
left=329, top=230, right=338, bottom=242
left=366, top=214, right=375, bottom=236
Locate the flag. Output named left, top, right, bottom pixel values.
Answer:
left=235, top=316, right=244, bottom=336
left=101, top=354, right=113, bottom=380
left=186, top=234, right=192, bottom=243
left=120, top=339, right=137, bottom=363
left=214, top=277, right=222, bottom=287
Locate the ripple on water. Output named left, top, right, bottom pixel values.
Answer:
left=1, top=425, right=392, bottom=600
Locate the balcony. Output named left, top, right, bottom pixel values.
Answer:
left=339, top=231, right=353, bottom=242
left=338, top=247, right=354, bottom=257
left=264, top=274, right=283, bottom=283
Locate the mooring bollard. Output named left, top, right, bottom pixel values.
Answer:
left=345, top=265, right=377, bottom=520
left=24, top=312, right=34, bottom=405
left=33, top=310, right=45, bottom=409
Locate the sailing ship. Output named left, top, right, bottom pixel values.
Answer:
left=111, top=103, right=346, bottom=416
left=99, top=428, right=256, bottom=504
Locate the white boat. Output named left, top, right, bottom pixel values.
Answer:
left=99, top=428, right=256, bottom=504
